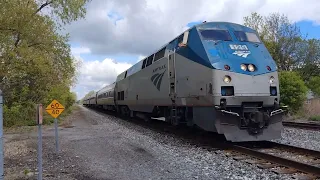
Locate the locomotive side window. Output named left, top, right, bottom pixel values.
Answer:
left=234, top=31, right=261, bottom=43
left=121, top=91, right=124, bottom=100
left=199, top=29, right=232, bottom=41
left=142, top=58, right=147, bottom=69
left=154, top=47, right=165, bottom=62
left=146, top=55, right=154, bottom=67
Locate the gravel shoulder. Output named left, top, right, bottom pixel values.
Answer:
left=272, top=127, right=320, bottom=151
left=4, top=105, right=319, bottom=180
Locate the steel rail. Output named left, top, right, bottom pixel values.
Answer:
left=283, top=121, right=320, bottom=130
left=226, top=143, right=320, bottom=178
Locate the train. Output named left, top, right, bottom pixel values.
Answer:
left=83, top=21, right=286, bottom=142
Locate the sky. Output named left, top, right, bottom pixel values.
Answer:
left=64, top=0, right=320, bottom=100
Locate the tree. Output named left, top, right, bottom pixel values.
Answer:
left=307, top=76, right=320, bottom=96
left=244, top=12, right=320, bottom=114
left=35, top=0, right=90, bottom=25
left=243, top=12, right=267, bottom=40
left=296, top=39, right=320, bottom=82
left=0, top=0, right=90, bottom=127
left=279, top=71, right=308, bottom=112
left=244, top=12, right=304, bottom=71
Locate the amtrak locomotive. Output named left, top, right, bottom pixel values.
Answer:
left=83, top=21, right=285, bottom=142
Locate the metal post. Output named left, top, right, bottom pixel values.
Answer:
left=54, top=118, right=59, bottom=153
left=36, top=104, right=43, bottom=180
left=0, top=89, right=4, bottom=180
left=37, top=124, right=42, bottom=180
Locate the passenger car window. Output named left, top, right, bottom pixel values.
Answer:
left=199, top=29, right=232, bottom=41
left=234, top=31, right=261, bottom=43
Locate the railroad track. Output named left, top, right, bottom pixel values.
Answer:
left=283, top=121, right=320, bottom=130
left=86, top=107, right=320, bottom=179
left=224, top=141, right=320, bottom=180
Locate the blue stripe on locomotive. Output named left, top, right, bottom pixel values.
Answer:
left=175, top=22, right=278, bottom=75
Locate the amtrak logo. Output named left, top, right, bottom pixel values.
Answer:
left=232, top=51, right=251, bottom=58
left=151, top=70, right=166, bottom=91
left=229, top=44, right=251, bottom=58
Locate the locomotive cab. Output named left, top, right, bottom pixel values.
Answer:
left=195, top=22, right=285, bottom=140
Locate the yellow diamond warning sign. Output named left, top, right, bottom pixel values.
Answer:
left=46, top=100, right=65, bottom=118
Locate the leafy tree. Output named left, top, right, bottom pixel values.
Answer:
left=244, top=12, right=320, bottom=113
left=296, top=39, right=320, bottom=82
left=243, top=12, right=267, bottom=40
left=35, top=0, right=90, bottom=25
left=0, top=0, right=90, bottom=127
left=244, top=12, right=304, bottom=71
left=307, top=76, right=320, bottom=96
left=279, top=71, right=308, bottom=112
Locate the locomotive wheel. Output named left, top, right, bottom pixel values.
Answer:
left=144, top=114, right=151, bottom=122
left=170, top=117, right=179, bottom=126
left=120, top=106, right=131, bottom=119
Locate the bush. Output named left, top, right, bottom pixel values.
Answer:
left=3, top=90, right=76, bottom=128
left=3, top=102, right=37, bottom=127
left=279, top=71, right=308, bottom=113
left=307, top=76, right=320, bottom=96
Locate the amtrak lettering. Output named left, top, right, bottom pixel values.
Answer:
left=153, top=64, right=166, bottom=73
left=229, top=44, right=251, bottom=58
left=229, top=44, right=248, bottom=50
left=150, top=70, right=166, bottom=91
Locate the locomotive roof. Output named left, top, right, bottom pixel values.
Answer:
left=115, top=21, right=256, bottom=81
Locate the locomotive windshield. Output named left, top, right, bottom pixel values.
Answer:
left=234, top=31, right=261, bottom=43
left=199, top=29, right=232, bottom=41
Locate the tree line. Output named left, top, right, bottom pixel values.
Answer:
left=0, top=0, right=91, bottom=127
left=244, top=12, right=320, bottom=113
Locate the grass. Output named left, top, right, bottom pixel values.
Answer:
left=308, top=115, right=320, bottom=121
left=23, top=169, right=30, bottom=175
left=3, top=104, right=79, bottom=133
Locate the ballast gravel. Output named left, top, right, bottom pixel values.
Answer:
left=272, top=127, right=320, bottom=151
left=8, top=106, right=316, bottom=180
left=56, top=106, right=293, bottom=180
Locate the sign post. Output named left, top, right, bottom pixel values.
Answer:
left=0, top=90, right=4, bottom=180
left=45, top=100, right=64, bottom=153
left=36, top=104, right=43, bottom=180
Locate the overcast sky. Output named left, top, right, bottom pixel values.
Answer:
left=65, top=0, right=320, bottom=100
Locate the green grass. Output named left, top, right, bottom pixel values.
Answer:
left=23, top=169, right=30, bottom=175
left=3, top=104, right=79, bottom=132
left=309, top=115, right=320, bottom=121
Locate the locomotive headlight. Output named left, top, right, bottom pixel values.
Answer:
left=223, top=75, right=231, bottom=83
left=240, top=64, right=247, bottom=71
left=248, top=64, right=255, bottom=72
left=269, top=76, right=275, bottom=84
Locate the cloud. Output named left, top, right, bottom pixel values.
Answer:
left=65, top=0, right=320, bottom=57
left=137, top=55, right=146, bottom=62
left=71, top=47, right=91, bottom=56
left=68, top=0, right=320, bottom=99
left=74, top=57, right=132, bottom=98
